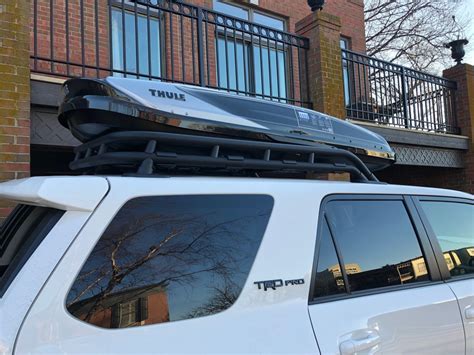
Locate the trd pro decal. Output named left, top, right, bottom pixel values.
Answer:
left=254, top=278, right=305, bottom=291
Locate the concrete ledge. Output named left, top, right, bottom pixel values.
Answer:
left=349, top=119, right=469, bottom=150
left=31, top=79, right=62, bottom=107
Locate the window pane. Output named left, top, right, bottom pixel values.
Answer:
left=66, top=195, right=273, bottom=328
left=326, top=200, right=429, bottom=292
left=111, top=9, right=124, bottom=73
left=111, top=8, right=161, bottom=78
left=253, top=46, right=286, bottom=100
left=254, top=12, right=284, bottom=31
left=217, top=38, right=249, bottom=92
left=213, top=0, right=248, bottom=20
left=420, top=201, right=474, bottom=278
left=340, top=39, right=350, bottom=106
left=340, top=38, right=348, bottom=50
left=313, top=221, right=346, bottom=298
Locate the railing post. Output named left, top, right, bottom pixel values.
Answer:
left=196, top=7, right=205, bottom=87
left=400, top=67, right=409, bottom=129
left=442, top=64, right=474, bottom=193
left=295, top=12, right=345, bottom=118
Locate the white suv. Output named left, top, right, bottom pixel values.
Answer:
left=0, top=175, right=472, bottom=354
left=1, top=77, right=473, bottom=354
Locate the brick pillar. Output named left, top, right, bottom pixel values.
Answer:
left=0, top=1, right=30, bottom=220
left=296, top=11, right=345, bottom=119
left=443, top=64, right=474, bottom=193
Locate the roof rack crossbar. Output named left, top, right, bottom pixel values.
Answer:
left=71, top=131, right=379, bottom=183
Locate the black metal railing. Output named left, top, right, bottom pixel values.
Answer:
left=30, top=0, right=311, bottom=107
left=341, top=49, right=459, bottom=134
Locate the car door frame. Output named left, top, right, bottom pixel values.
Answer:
left=308, top=193, right=443, bottom=305
left=410, top=195, right=474, bottom=354
left=409, top=195, right=474, bottom=283
left=307, top=193, right=467, bottom=355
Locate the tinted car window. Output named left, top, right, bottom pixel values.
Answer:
left=0, top=204, right=64, bottom=297
left=313, top=220, right=346, bottom=298
left=420, top=201, right=474, bottom=278
left=325, top=200, right=429, bottom=292
left=66, top=195, right=273, bottom=328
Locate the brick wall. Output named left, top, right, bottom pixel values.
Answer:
left=296, top=11, right=345, bottom=118
left=0, top=0, right=31, bottom=220
left=30, top=0, right=109, bottom=77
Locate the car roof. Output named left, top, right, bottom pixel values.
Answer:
left=106, top=175, right=473, bottom=199
left=0, top=176, right=471, bottom=211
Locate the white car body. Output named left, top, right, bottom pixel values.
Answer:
left=0, top=176, right=472, bottom=354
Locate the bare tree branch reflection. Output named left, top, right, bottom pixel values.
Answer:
left=66, top=195, right=272, bottom=328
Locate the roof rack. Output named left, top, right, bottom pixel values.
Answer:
left=70, top=131, right=379, bottom=183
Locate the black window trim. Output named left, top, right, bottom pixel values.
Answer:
left=309, top=194, right=442, bottom=305
left=411, top=195, right=474, bottom=283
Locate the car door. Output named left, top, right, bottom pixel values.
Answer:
left=413, top=197, right=474, bottom=355
left=308, top=195, right=465, bottom=354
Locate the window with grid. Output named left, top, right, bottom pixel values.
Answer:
left=213, top=0, right=287, bottom=101
left=110, top=0, right=162, bottom=79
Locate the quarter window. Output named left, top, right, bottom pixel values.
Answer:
left=66, top=195, right=273, bottom=328
left=313, top=220, right=346, bottom=298
left=420, top=201, right=473, bottom=278
left=323, top=199, right=429, bottom=293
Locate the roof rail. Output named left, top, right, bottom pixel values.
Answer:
left=70, top=131, right=379, bottom=183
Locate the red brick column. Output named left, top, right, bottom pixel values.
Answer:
left=296, top=11, right=349, bottom=181
left=442, top=64, right=474, bottom=193
left=295, top=11, right=345, bottom=119
left=0, top=1, right=31, bottom=221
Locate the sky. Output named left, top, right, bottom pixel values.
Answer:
left=458, top=0, right=474, bottom=64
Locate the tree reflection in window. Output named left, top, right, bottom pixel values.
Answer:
left=66, top=195, right=273, bottom=328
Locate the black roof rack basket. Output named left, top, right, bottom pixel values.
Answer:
left=70, top=131, right=379, bottom=183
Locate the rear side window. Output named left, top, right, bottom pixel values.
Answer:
left=0, top=204, right=64, bottom=297
left=66, top=195, right=273, bottom=329
left=313, top=198, right=430, bottom=300
left=420, top=201, right=473, bottom=278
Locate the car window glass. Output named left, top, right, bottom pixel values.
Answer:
left=0, top=205, right=64, bottom=297
left=420, top=201, right=474, bottom=278
left=325, top=200, right=429, bottom=292
left=313, top=220, right=346, bottom=298
left=66, top=195, right=273, bottom=329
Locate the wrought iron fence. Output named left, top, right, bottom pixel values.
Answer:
left=341, top=49, right=459, bottom=134
left=30, top=0, right=311, bottom=107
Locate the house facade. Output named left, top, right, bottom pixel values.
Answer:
left=1, top=0, right=473, bottom=219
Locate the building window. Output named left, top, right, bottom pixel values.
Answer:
left=340, top=37, right=351, bottom=106
left=110, top=1, right=162, bottom=78
left=213, top=0, right=287, bottom=101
